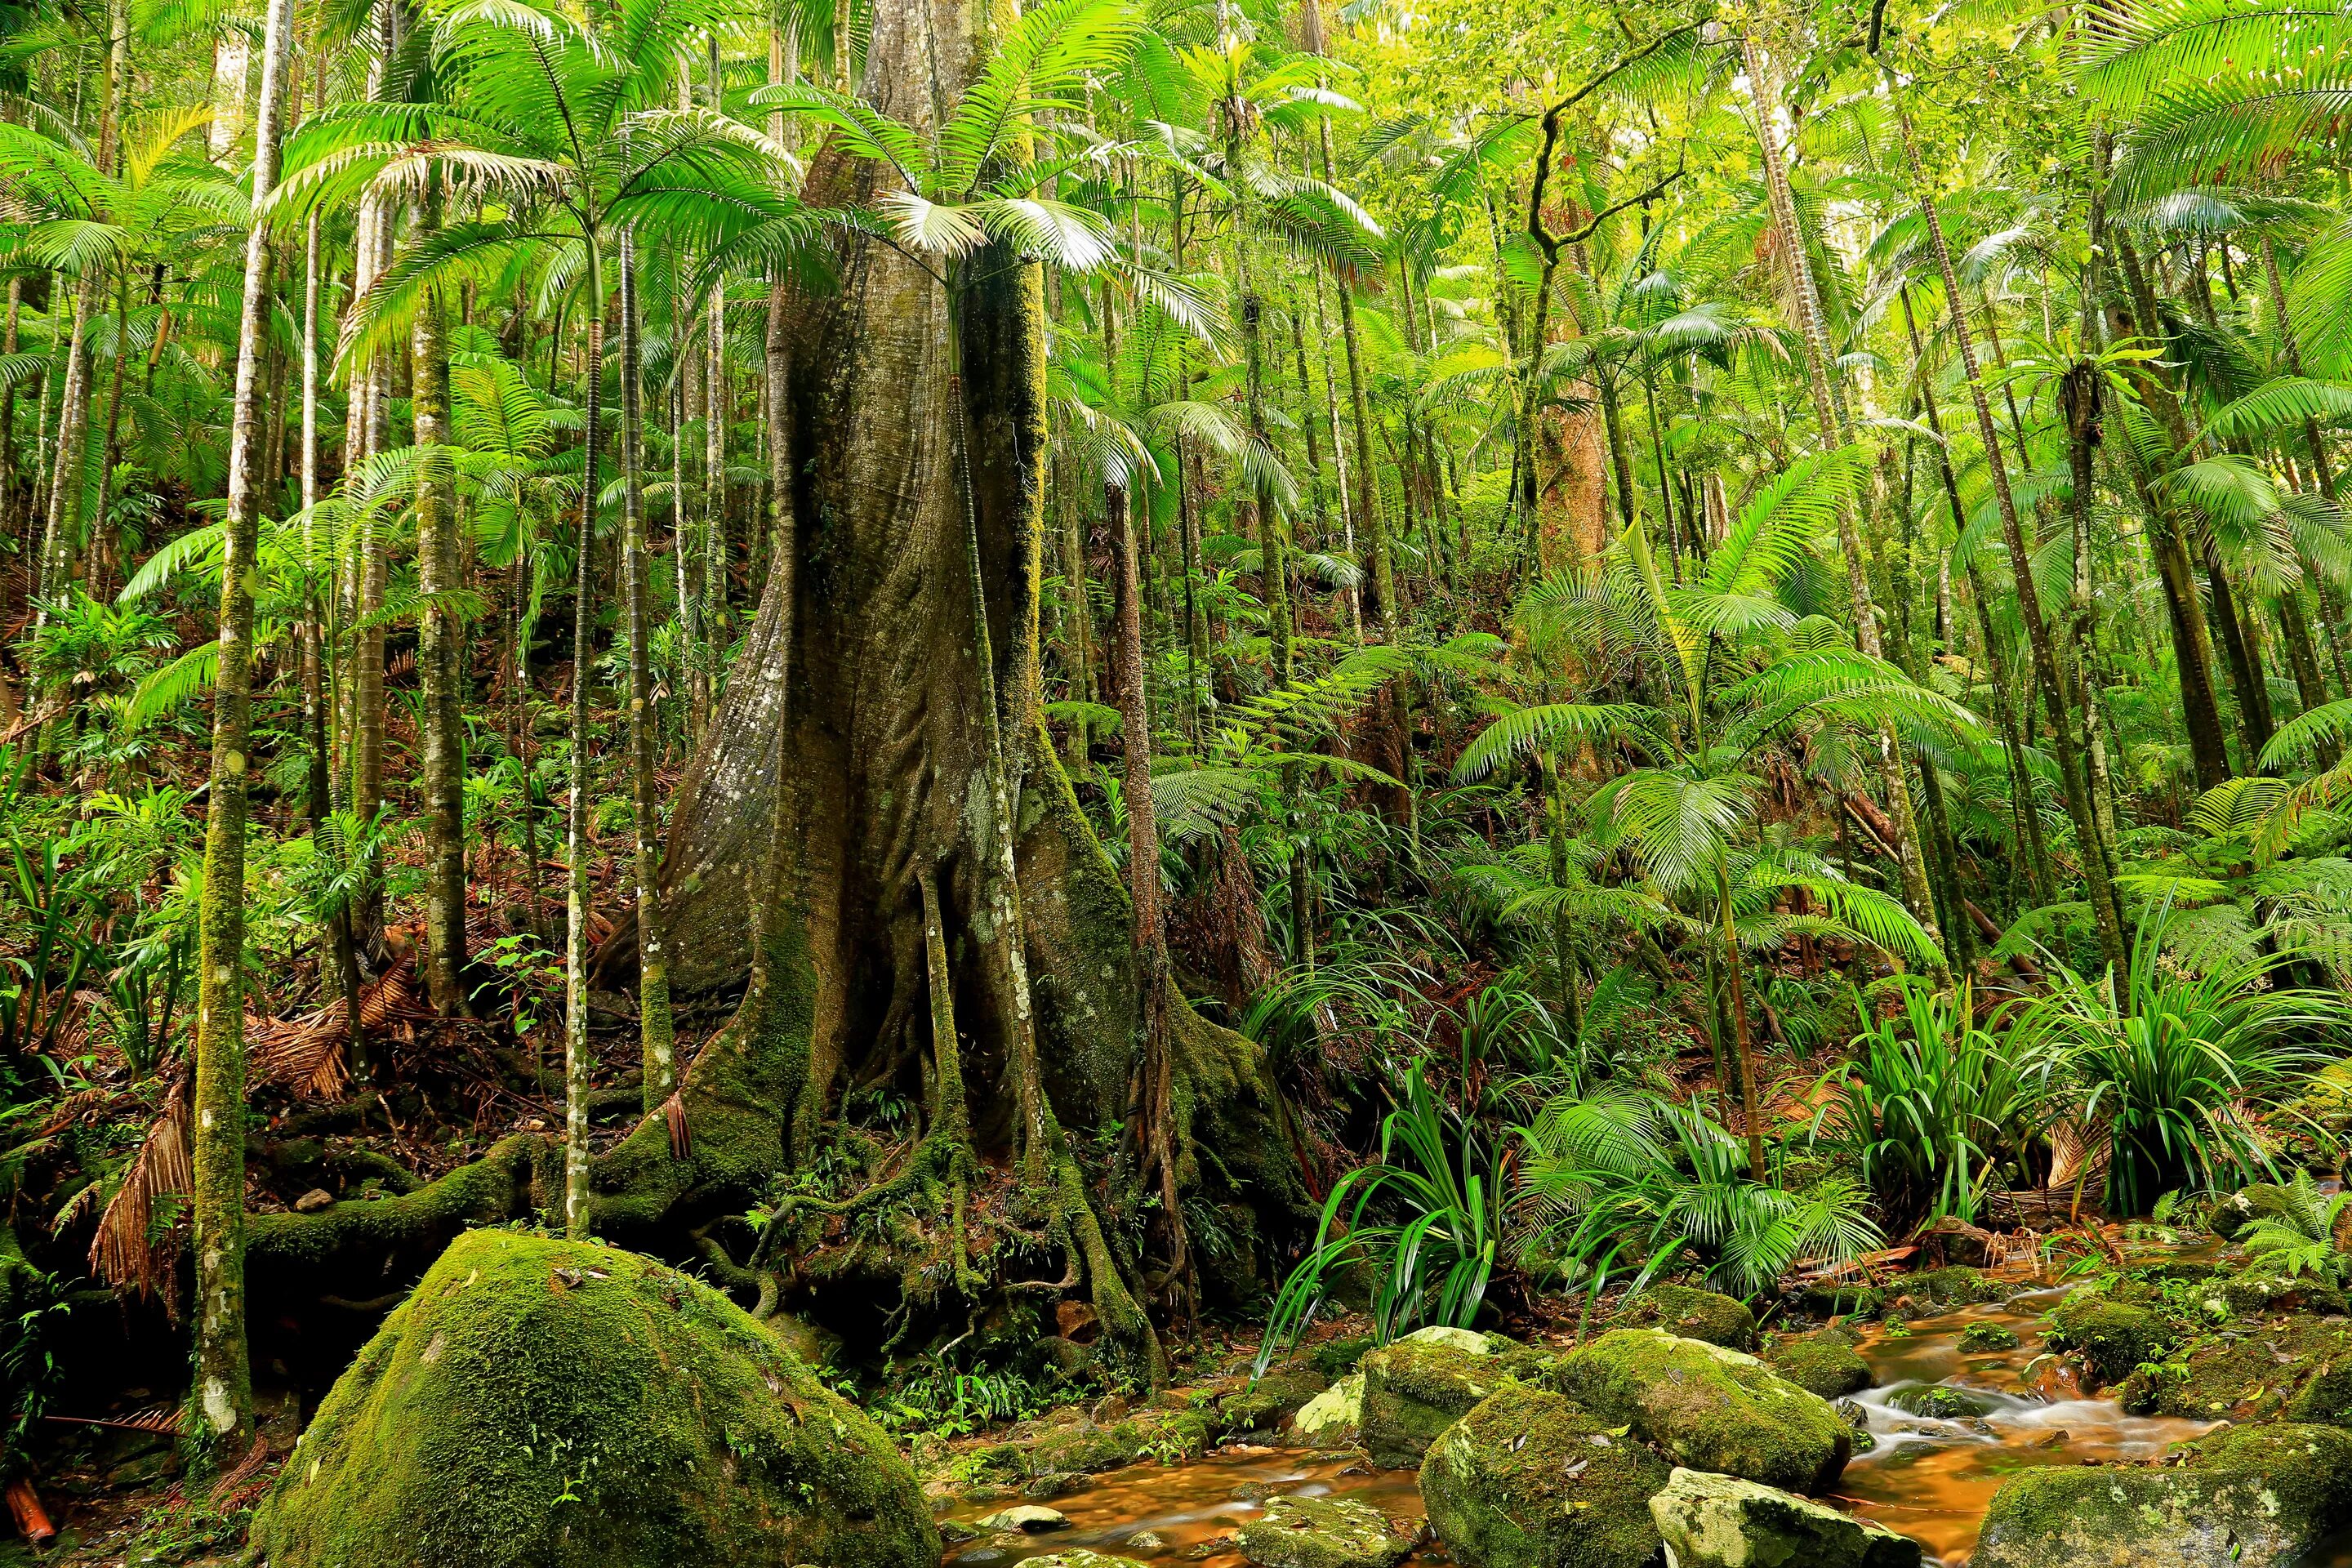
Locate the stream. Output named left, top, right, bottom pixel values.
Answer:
left=935, top=1286, right=2323, bottom=1566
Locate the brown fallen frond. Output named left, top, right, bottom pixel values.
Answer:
left=88, top=1075, right=192, bottom=1304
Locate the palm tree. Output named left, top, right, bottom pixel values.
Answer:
left=1455, top=460, right=1971, bottom=1178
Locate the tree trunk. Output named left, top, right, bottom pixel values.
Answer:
left=563, top=0, right=1300, bottom=1356
left=620, top=229, right=676, bottom=1110
left=192, top=0, right=293, bottom=1451
left=563, top=235, right=605, bottom=1239
left=411, top=187, right=471, bottom=1016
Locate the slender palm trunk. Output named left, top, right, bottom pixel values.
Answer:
left=301, top=213, right=365, bottom=1073
left=620, top=230, right=675, bottom=1110
left=564, top=232, right=605, bottom=1238
left=192, top=0, right=292, bottom=1450
left=412, top=188, right=470, bottom=1017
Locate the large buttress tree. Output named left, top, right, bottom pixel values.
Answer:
left=247, top=0, right=1298, bottom=1371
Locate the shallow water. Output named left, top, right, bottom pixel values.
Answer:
left=937, top=1447, right=1438, bottom=1568
left=1836, top=1288, right=2215, bottom=1564
left=933, top=1281, right=2265, bottom=1568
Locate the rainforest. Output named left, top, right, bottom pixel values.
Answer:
left=2, top=0, right=2352, bottom=1561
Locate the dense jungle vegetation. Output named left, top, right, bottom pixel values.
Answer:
left=5, top=0, right=2352, bottom=1556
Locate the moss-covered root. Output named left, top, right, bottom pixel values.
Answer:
left=249, top=1229, right=937, bottom=1568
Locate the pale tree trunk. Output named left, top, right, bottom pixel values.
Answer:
left=1748, top=36, right=1948, bottom=978
left=1886, top=82, right=2127, bottom=972
left=674, top=283, right=710, bottom=737
left=302, top=212, right=366, bottom=1073
left=192, top=0, right=294, bottom=1451
left=564, top=235, right=605, bottom=1238
left=620, top=229, right=676, bottom=1110
left=34, top=270, right=97, bottom=623
left=412, top=186, right=471, bottom=1016
left=345, top=0, right=399, bottom=942
left=207, top=29, right=251, bottom=164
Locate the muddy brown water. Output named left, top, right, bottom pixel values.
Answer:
left=935, top=1289, right=2328, bottom=1567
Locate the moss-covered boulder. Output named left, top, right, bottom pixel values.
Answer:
left=974, top=1407, right=1214, bottom=1478
left=1958, top=1321, right=2020, bottom=1352
left=1418, top=1384, right=1668, bottom=1568
left=1548, top=1330, right=1850, bottom=1494
left=1219, top=1370, right=1330, bottom=1436
left=1762, top=1330, right=1872, bottom=1399
left=2211, top=1268, right=2349, bottom=1319
left=1620, top=1285, right=1758, bottom=1350
left=2118, top=1316, right=2352, bottom=1422
left=2212, top=1183, right=2301, bottom=1242
left=249, top=1230, right=936, bottom=1568
left=1970, top=1423, right=2352, bottom=1568
left=1792, top=1281, right=1884, bottom=1320
left=1359, top=1329, right=1508, bottom=1468
left=1646, top=1466, right=1921, bottom=1568
left=1291, top=1374, right=1363, bottom=1445
left=1882, top=1383, right=1999, bottom=1420
left=2045, top=1294, right=2180, bottom=1389
left=1895, top=1267, right=2006, bottom=1307
left=1237, top=1494, right=1415, bottom=1568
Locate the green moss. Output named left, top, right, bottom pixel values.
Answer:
left=1358, top=1334, right=1503, bottom=1468
left=1761, top=1332, right=1872, bottom=1399
left=2044, top=1294, right=2181, bottom=1389
left=975, top=1410, right=1214, bottom=1478
left=248, top=1229, right=935, bottom=1568
left=1311, top=1336, right=1376, bottom=1378
left=1794, top=1282, right=1886, bottom=1319
left=1958, top=1321, right=2020, bottom=1352
left=1647, top=1467, right=1920, bottom=1568
left=1971, top=1427, right=2352, bottom=1568
left=1548, top=1330, right=1850, bottom=1494
left=1898, top=1267, right=2006, bottom=1307
left=1620, top=1285, right=1757, bottom=1350
left=1883, top=1384, right=1998, bottom=1419
left=2211, top=1182, right=2301, bottom=1242
left=1236, top=1494, right=1415, bottom=1568
left=1218, top=1370, right=1329, bottom=1435
left=1419, top=1385, right=1668, bottom=1568
left=2118, top=1316, right=2352, bottom=1420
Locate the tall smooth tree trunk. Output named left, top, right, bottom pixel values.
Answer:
left=412, top=189, right=471, bottom=1016
left=301, top=212, right=366, bottom=1074
left=192, top=0, right=293, bottom=1451
left=564, top=235, right=606, bottom=1238
left=620, top=229, right=676, bottom=1110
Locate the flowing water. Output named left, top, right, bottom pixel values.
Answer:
left=935, top=1285, right=2301, bottom=1567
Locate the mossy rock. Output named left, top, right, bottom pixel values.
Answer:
left=1548, top=1330, right=1850, bottom=1494
left=1310, top=1336, right=1376, bottom=1378
left=2210, top=1269, right=2349, bottom=1319
left=1236, top=1494, right=1414, bottom=1568
left=1792, top=1282, right=1885, bottom=1320
left=248, top=1230, right=936, bottom=1568
left=978, top=1410, right=1214, bottom=1478
left=1291, top=1374, right=1363, bottom=1445
left=1896, top=1267, right=2005, bottom=1307
left=1646, top=1466, right=1920, bottom=1568
left=1619, top=1285, right=1758, bottom=1351
left=1958, top=1321, right=2020, bottom=1352
left=1970, top=1423, right=2352, bottom=1568
left=2045, top=1293, right=2181, bottom=1389
left=1218, top=1370, right=1330, bottom=1436
left=1418, top=1384, right=1668, bottom=1568
left=2119, top=1316, right=2352, bottom=1421
left=1761, top=1331, right=1872, bottom=1399
left=2212, top=1183, right=2302, bottom=1242
left=1882, top=1383, right=1998, bottom=1420
left=1358, top=1330, right=1509, bottom=1469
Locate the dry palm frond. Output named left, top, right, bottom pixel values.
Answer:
left=249, top=970, right=425, bottom=1100
left=660, top=1089, right=691, bottom=1160
left=88, top=1075, right=191, bottom=1302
